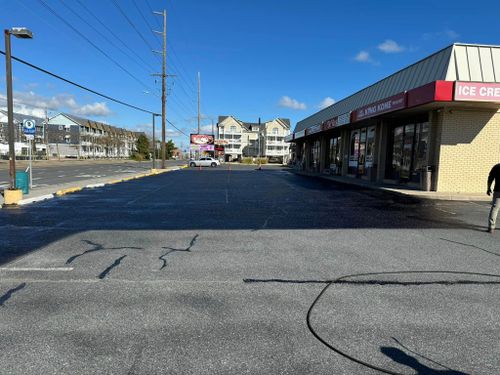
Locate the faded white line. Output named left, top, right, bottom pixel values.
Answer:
left=435, top=207, right=456, bottom=215
left=0, top=267, right=74, bottom=272
left=225, top=188, right=229, bottom=204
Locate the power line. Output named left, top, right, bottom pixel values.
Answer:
left=37, top=0, right=154, bottom=92
left=132, top=0, right=162, bottom=47
left=111, top=0, right=161, bottom=64
left=76, top=0, right=155, bottom=72
left=145, top=0, right=162, bottom=29
left=57, top=0, right=154, bottom=76
left=0, top=50, right=158, bottom=115
left=166, top=119, right=188, bottom=136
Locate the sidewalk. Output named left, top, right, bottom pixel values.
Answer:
left=289, top=169, right=491, bottom=202
left=1, top=165, right=185, bottom=207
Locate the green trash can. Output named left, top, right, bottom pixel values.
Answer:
left=15, top=171, right=29, bottom=194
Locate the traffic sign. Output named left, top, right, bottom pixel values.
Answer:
left=23, top=119, right=36, bottom=135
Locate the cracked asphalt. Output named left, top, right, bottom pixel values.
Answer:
left=0, top=164, right=499, bottom=374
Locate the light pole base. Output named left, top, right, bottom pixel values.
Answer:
left=3, top=189, right=23, bottom=206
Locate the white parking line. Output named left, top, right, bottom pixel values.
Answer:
left=0, top=267, right=73, bottom=272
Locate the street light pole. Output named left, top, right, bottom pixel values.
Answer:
left=4, top=27, right=32, bottom=190
left=4, top=30, right=15, bottom=189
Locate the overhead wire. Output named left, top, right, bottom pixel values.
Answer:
left=57, top=0, right=154, bottom=76
left=110, top=0, right=162, bottom=64
left=36, top=0, right=154, bottom=92
left=132, top=0, right=162, bottom=48
left=136, top=0, right=198, bottom=103
left=132, top=0, right=193, bottom=111
left=74, top=0, right=158, bottom=73
left=0, top=50, right=158, bottom=115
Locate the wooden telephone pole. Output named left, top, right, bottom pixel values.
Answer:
left=153, top=10, right=167, bottom=169
left=197, top=71, right=200, bottom=134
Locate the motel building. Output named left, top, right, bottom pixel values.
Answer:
left=287, top=43, right=500, bottom=194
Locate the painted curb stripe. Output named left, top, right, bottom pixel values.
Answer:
left=10, top=164, right=187, bottom=206
left=18, top=194, right=55, bottom=205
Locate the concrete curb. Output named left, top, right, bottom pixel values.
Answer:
left=289, top=169, right=491, bottom=202
left=18, top=194, right=55, bottom=205
left=15, top=165, right=187, bottom=206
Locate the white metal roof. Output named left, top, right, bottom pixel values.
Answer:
left=294, top=43, right=500, bottom=133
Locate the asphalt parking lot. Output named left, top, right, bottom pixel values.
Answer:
left=0, top=164, right=498, bottom=374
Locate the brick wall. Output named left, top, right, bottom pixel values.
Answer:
left=437, top=109, right=500, bottom=193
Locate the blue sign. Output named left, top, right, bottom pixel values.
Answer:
left=23, top=119, right=36, bottom=135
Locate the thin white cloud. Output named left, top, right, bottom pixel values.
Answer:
left=0, top=104, right=46, bottom=118
left=354, top=50, right=371, bottom=62
left=378, top=39, right=405, bottom=53
left=133, top=124, right=183, bottom=138
left=74, top=102, right=111, bottom=116
left=190, top=124, right=215, bottom=134
left=0, top=90, right=112, bottom=117
left=317, top=97, right=335, bottom=109
left=423, top=29, right=460, bottom=41
left=278, top=96, right=306, bottom=110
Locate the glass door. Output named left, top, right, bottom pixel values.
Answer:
left=401, top=124, right=415, bottom=180
left=391, top=126, right=404, bottom=179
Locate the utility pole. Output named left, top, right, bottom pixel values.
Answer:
left=152, top=113, right=156, bottom=169
left=197, top=72, right=200, bottom=134
left=153, top=10, right=167, bottom=169
left=45, top=108, right=49, bottom=160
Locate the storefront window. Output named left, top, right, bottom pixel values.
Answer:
left=413, top=122, right=429, bottom=172
left=388, top=118, right=429, bottom=183
left=401, top=124, right=415, bottom=180
left=349, top=127, right=376, bottom=176
left=392, top=126, right=404, bottom=175
left=349, top=130, right=360, bottom=174
left=328, top=136, right=342, bottom=175
left=358, top=128, right=367, bottom=175
left=310, top=140, right=320, bottom=172
left=366, top=127, right=376, bottom=168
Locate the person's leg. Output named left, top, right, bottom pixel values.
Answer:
left=488, top=192, right=500, bottom=230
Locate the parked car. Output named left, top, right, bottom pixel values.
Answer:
left=189, top=157, right=220, bottom=167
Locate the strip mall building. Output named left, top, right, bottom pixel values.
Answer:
left=288, top=43, right=500, bottom=193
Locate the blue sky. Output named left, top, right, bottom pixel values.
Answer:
left=2, top=0, right=500, bottom=150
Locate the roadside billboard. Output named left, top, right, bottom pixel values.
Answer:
left=190, top=134, right=214, bottom=145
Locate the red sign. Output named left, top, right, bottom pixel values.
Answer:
left=353, top=92, right=407, bottom=122
left=321, top=117, right=338, bottom=131
left=190, top=134, right=214, bottom=145
left=454, top=81, right=500, bottom=102
left=407, top=80, right=454, bottom=108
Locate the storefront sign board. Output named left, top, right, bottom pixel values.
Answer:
left=200, top=144, right=214, bottom=151
left=407, top=80, right=454, bottom=107
left=294, top=130, right=306, bottom=139
left=190, top=134, right=214, bottom=145
left=454, top=81, right=500, bottom=102
left=306, top=124, right=322, bottom=136
left=353, top=92, right=407, bottom=122
left=321, top=117, right=338, bottom=131
left=337, top=112, right=351, bottom=126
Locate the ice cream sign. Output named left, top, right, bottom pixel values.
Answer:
left=454, top=82, right=500, bottom=102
